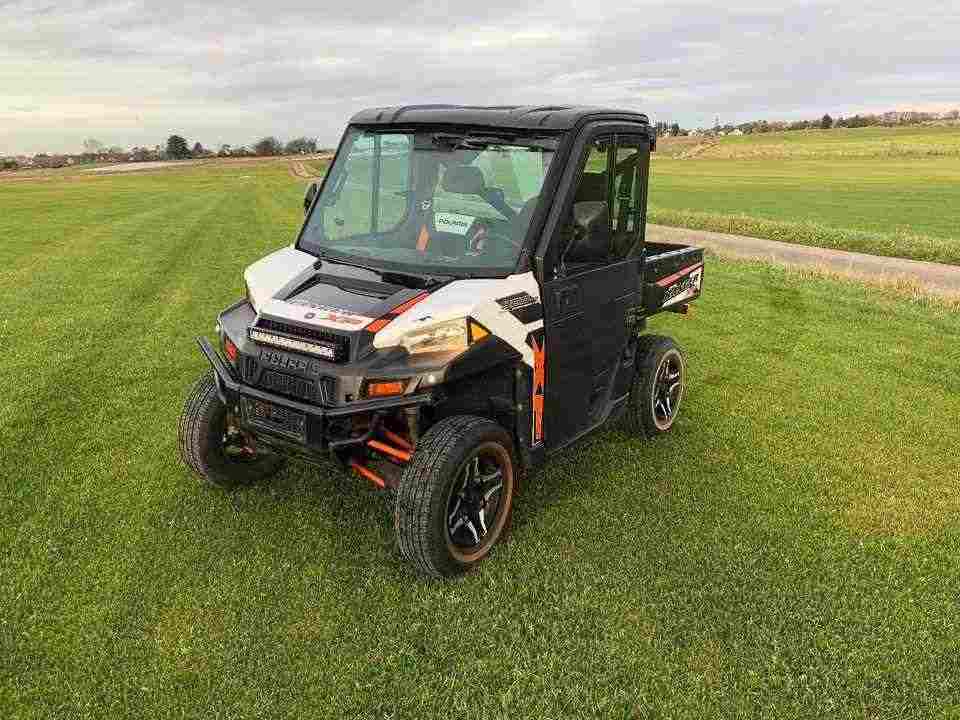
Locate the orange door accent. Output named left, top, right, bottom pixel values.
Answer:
left=530, top=335, right=546, bottom=443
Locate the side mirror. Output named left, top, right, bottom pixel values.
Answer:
left=303, top=182, right=319, bottom=215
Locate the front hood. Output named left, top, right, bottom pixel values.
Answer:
left=245, top=245, right=425, bottom=332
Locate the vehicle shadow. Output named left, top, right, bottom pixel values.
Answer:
left=232, top=420, right=686, bottom=578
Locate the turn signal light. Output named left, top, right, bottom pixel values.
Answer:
left=223, top=336, right=239, bottom=362
left=364, top=380, right=407, bottom=398
left=467, top=319, right=490, bottom=343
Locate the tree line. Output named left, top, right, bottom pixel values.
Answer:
left=1, top=135, right=324, bottom=171
left=656, top=108, right=960, bottom=137
left=164, top=135, right=318, bottom=159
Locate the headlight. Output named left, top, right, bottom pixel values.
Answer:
left=399, top=318, right=469, bottom=356
left=397, top=317, right=491, bottom=356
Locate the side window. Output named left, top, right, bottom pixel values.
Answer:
left=550, top=134, right=647, bottom=277
left=610, top=138, right=645, bottom=259
left=554, top=138, right=613, bottom=274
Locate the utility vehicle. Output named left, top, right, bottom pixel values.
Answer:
left=179, top=105, right=704, bottom=578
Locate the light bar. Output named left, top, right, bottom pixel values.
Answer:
left=249, top=328, right=336, bottom=360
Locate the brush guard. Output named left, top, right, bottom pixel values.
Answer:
left=197, top=336, right=430, bottom=489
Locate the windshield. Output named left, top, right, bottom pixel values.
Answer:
left=298, top=128, right=557, bottom=276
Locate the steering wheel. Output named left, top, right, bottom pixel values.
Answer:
left=466, top=223, right=522, bottom=256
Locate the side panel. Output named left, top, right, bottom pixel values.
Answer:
left=642, top=246, right=705, bottom=314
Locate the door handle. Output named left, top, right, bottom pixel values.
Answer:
left=554, top=285, right=581, bottom=313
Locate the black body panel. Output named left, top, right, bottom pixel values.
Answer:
left=542, top=259, right=638, bottom=449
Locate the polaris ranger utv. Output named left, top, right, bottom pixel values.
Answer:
left=179, top=105, right=704, bottom=578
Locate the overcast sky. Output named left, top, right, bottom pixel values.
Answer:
left=2, top=0, right=958, bottom=154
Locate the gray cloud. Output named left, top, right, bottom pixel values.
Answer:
left=1, top=0, right=958, bottom=154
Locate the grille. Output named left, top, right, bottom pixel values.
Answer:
left=260, top=369, right=331, bottom=404
left=260, top=370, right=318, bottom=403
left=239, top=357, right=333, bottom=404
left=254, top=318, right=350, bottom=363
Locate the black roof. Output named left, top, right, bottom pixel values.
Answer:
left=349, top=105, right=650, bottom=131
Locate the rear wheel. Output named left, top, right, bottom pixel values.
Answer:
left=395, top=416, right=516, bottom=579
left=625, top=335, right=686, bottom=438
left=178, top=370, right=286, bottom=489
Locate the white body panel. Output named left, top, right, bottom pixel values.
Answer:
left=244, top=245, right=315, bottom=311
left=372, top=272, right=543, bottom=367
left=243, top=248, right=544, bottom=368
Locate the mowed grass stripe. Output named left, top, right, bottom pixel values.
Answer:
left=649, top=144, right=960, bottom=264
left=2, top=161, right=960, bottom=718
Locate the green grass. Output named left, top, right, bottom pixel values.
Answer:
left=650, top=152, right=960, bottom=264
left=3, top=161, right=960, bottom=718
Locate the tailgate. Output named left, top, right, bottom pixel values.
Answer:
left=642, top=246, right=704, bottom=314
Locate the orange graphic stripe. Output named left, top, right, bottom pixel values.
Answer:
left=365, top=292, right=430, bottom=333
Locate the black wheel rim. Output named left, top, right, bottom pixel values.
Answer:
left=652, top=351, right=683, bottom=430
left=445, top=446, right=508, bottom=554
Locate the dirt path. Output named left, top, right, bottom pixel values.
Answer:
left=648, top=224, right=960, bottom=296
left=289, top=160, right=313, bottom=178
left=289, top=154, right=333, bottom=179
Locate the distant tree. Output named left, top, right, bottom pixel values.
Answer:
left=218, top=144, right=232, bottom=156
left=82, top=138, right=104, bottom=154
left=669, top=123, right=681, bottom=137
left=820, top=114, right=833, bottom=130
left=166, top=135, right=191, bottom=159
left=285, top=137, right=317, bottom=155
left=254, top=136, right=283, bottom=156
left=1, top=158, right=18, bottom=171
left=947, top=110, right=960, bottom=121
left=130, top=146, right=154, bottom=162
left=192, top=141, right=206, bottom=157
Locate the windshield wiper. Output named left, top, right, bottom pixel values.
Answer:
left=314, top=252, right=452, bottom=289
left=432, top=132, right=557, bottom=152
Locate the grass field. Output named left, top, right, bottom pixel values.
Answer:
left=3, top=160, right=960, bottom=718
left=651, top=125, right=960, bottom=265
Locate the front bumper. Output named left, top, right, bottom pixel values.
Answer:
left=198, top=336, right=433, bottom=454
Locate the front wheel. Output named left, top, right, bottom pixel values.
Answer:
left=395, top=416, right=516, bottom=579
left=178, top=370, right=286, bottom=489
left=625, top=335, right=686, bottom=438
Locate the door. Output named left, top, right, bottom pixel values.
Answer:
left=539, top=134, right=649, bottom=450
